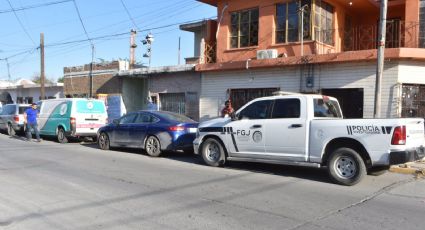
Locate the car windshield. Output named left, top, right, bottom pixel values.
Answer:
left=154, top=111, right=195, bottom=123
left=313, top=98, right=342, bottom=118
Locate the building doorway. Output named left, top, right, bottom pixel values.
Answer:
left=321, top=88, right=364, bottom=118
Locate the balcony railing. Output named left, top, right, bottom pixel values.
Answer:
left=341, top=20, right=425, bottom=51
left=199, top=21, right=424, bottom=64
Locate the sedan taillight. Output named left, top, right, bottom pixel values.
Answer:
left=168, top=126, right=185, bottom=132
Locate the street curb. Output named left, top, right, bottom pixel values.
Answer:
left=389, top=159, right=425, bottom=177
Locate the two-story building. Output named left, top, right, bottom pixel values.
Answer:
left=195, top=0, right=425, bottom=120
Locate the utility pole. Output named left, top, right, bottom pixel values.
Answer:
left=89, top=44, right=95, bottom=98
left=129, top=29, right=137, bottom=69
left=40, top=33, right=45, bottom=100
left=374, top=0, right=388, bottom=118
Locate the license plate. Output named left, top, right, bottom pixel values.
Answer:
left=188, top=128, right=197, bottom=133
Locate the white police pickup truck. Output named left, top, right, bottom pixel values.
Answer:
left=193, top=94, right=425, bottom=185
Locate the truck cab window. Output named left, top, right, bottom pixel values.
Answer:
left=238, top=100, right=273, bottom=119
left=271, top=99, right=300, bottom=118
left=314, top=98, right=342, bottom=118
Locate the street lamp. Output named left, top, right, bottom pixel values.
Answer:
left=142, top=33, right=154, bottom=67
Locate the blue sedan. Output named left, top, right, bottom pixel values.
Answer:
left=97, top=111, right=198, bottom=157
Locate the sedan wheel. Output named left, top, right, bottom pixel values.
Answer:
left=145, top=136, right=162, bottom=157
left=98, top=133, right=110, bottom=150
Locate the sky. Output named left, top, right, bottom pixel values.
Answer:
left=0, top=0, right=216, bottom=82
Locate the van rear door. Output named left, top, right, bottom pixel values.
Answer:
left=74, top=100, right=107, bottom=135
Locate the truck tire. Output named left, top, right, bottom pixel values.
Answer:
left=201, top=137, right=226, bottom=167
left=57, top=127, right=69, bottom=143
left=327, top=147, right=366, bottom=186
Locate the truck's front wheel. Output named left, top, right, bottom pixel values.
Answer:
left=201, top=138, right=226, bottom=167
left=327, top=147, right=366, bottom=186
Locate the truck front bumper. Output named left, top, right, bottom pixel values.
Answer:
left=390, top=147, right=425, bottom=164
left=193, top=138, right=201, bottom=155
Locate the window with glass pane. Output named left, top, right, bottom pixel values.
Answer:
left=238, top=100, right=273, bottom=120
left=275, top=0, right=311, bottom=44
left=230, top=8, right=259, bottom=48
left=272, top=99, right=301, bottom=118
left=315, top=0, right=334, bottom=45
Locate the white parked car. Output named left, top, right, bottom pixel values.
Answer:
left=194, top=94, right=425, bottom=185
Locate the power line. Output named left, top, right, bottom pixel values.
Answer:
left=118, top=0, right=140, bottom=31
left=5, top=0, right=36, bottom=46
left=71, top=0, right=93, bottom=46
left=0, top=0, right=73, bottom=14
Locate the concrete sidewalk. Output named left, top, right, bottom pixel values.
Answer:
left=390, top=157, right=425, bottom=177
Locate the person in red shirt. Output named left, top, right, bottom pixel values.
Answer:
left=221, top=100, right=234, bottom=117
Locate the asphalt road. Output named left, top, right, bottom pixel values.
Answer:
left=0, top=134, right=424, bottom=230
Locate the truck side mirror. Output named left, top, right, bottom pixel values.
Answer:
left=231, top=112, right=238, bottom=121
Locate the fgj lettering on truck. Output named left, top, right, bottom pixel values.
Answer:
left=193, top=94, right=425, bottom=186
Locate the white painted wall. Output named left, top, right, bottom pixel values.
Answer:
left=200, top=60, right=405, bottom=121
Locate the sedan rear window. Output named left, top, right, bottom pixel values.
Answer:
left=154, top=111, right=195, bottom=123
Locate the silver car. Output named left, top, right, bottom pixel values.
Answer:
left=0, top=104, right=30, bottom=136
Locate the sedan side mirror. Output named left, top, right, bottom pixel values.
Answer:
left=112, top=119, right=119, bottom=125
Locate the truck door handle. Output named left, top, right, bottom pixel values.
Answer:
left=251, top=125, right=262, bottom=129
left=290, top=124, right=303, bottom=128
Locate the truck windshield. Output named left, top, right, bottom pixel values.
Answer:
left=313, top=99, right=342, bottom=118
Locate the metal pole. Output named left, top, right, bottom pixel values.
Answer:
left=178, top=36, right=181, bottom=65
left=40, top=33, right=45, bottom=100
left=5, top=58, right=11, bottom=82
left=301, top=7, right=304, bottom=56
left=374, top=0, right=388, bottom=118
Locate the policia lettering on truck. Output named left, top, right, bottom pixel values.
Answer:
left=346, top=125, right=393, bottom=135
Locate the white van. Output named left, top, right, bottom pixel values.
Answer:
left=37, top=98, right=108, bottom=143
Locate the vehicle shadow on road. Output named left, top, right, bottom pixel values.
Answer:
left=165, top=151, right=332, bottom=184
left=77, top=143, right=332, bottom=184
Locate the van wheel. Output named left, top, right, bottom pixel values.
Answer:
left=145, top=136, right=162, bottom=157
left=7, top=124, right=15, bottom=136
left=57, top=128, right=68, bottom=143
left=98, top=132, right=110, bottom=150
left=327, top=147, right=366, bottom=186
left=201, top=138, right=226, bottom=167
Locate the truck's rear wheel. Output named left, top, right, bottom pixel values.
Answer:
left=327, top=147, right=366, bottom=186
left=201, top=138, right=226, bottom=167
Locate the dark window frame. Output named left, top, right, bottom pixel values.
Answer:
left=230, top=7, right=259, bottom=48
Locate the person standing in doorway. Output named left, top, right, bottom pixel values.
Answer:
left=221, top=100, right=234, bottom=117
left=24, top=103, right=41, bottom=142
